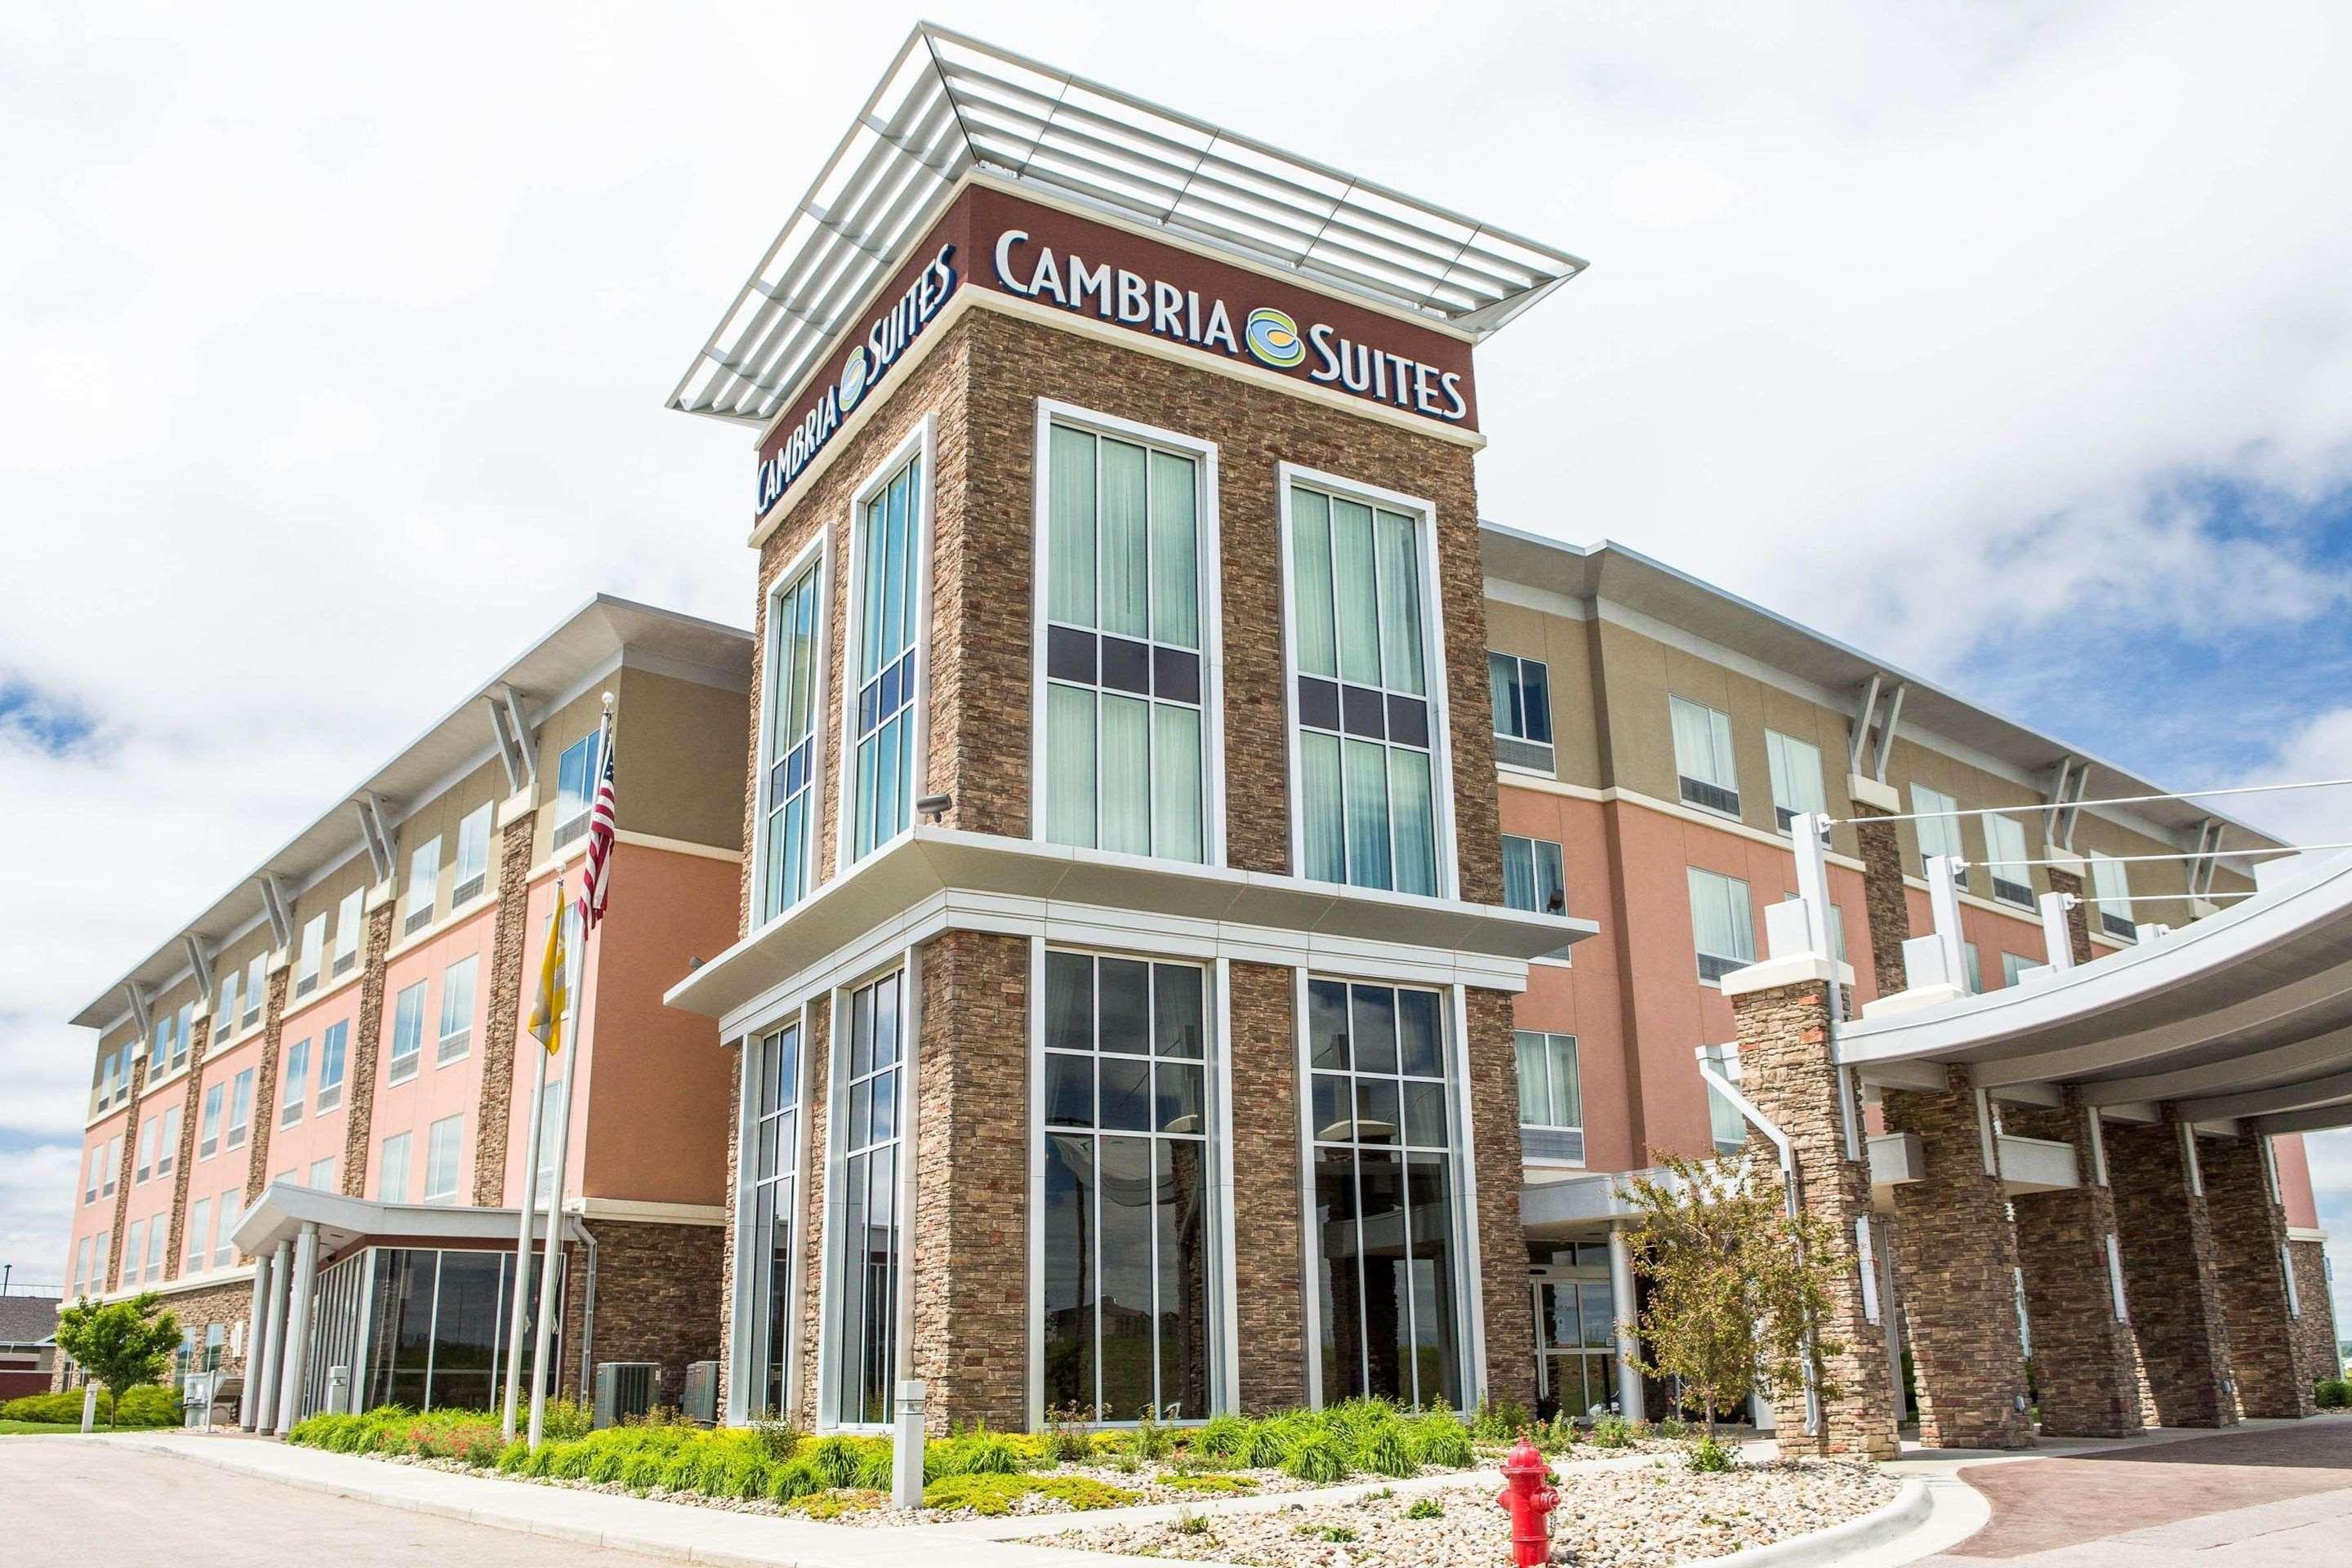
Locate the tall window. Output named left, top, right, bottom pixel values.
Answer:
left=759, top=560, right=825, bottom=921
left=1962, top=941, right=1983, bottom=995
left=1488, top=652, right=1553, bottom=771
left=123, top=1219, right=147, bottom=1287
left=295, top=914, right=326, bottom=996
left=1699, top=1043, right=1748, bottom=1152
left=1307, top=979, right=1463, bottom=1408
left=453, top=801, right=494, bottom=906
left=280, top=1038, right=311, bottom=1126
left=1040, top=422, right=1207, bottom=862
left=1780, top=893, right=1849, bottom=963
left=379, top=1131, right=413, bottom=1203
left=317, top=1020, right=349, bottom=1111
left=145, top=1223, right=166, bottom=1282
left=136, top=1117, right=157, bottom=1183
left=553, top=729, right=603, bottom=849
left=72, top=1236, right=91, bottom=1297
left=1041, top=952, right=1215, bottom=1422
left=149, top=1011, right=174, bottom=1076
left=1500, top=835, right=1566, bottom=915
left=84, top=1145, right=103, bottom=1203
left=1765, top=729, right=1826, bottom=832
left=308, top=1155, right=336, bottom=1189
left=423, top=1116, right=464, bottom=1204
left=215, top=968, right=241, bottom=1040
left=214, top=1189, right=241, bottom=1267
left=744, top=1022, right=804, bottom=1419
left=850, top=453, right=924, bottom=863
left=226, top=1069, right=253, bottom=1149
left=102, top=1134, right=120, bottom=1196
left=406, top=835, right=442, bottom=935
left=1515, top=1030, right=1582, bottom=1165
left=1289, top=481, right=1438, bottom=896
left=1688, top=867, right=1755, bottom=982
left=438, top=957, right=477, bottom=1062
left=1985, top=814, right=2033, bottom=907
left=831, top=970, right=906, bottom=1425
left=388, top=982, right=426, bottom=1083
left=332, top=888, right=364, bottom=977
left=1912, top=785, right=1967, bottom=885
left=2089, top=851, right=2135, bottom=940
left=1670, top=697, right=1740, bottom=816
left=241, top=956, right=265, bottom=1027
left=172, top=1003, right=194, bottom=1067
left=157, top=1106, right=180, bottom=1179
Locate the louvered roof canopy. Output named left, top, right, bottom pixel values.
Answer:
left=669, top=23, right=1587, bottom=427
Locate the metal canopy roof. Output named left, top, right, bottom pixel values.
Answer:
left=1837, top=853, right=2352, bottom=1135
left=668, top=23, right=1587, bottom=427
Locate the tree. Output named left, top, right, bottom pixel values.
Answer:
left=1621, top=1151, right=1847, bottom=1443
left=56, top=1293, right=182, bottom=1432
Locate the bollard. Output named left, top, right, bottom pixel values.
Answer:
left=81, top=1384, right=97, bottom=1435
left=328, top=1365, right=351, bottom=1415
left=892, top=1380, right=927, bottom=1509
left=1495, top=1437, right=1559, bottom=1567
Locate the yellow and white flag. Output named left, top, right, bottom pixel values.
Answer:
left=527, top=893, right=568, bottom=1054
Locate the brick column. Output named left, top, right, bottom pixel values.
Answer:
left=162, top=1014, right=215, bottom=1281
left=2106, top=1116, right=2236, bottom=1427
left=795, top=1005, right=831, bottom=1423
left=472, top=807, right=542, bottom=1205
left=2201, top=1134, right=2319, bottom=1417
left=243, top=964, right=292, bottom=1201
left=2007, top=1094, right=2145, bottom=1437
left=1727, top=971, right=1900, bottom=1459
left=1229, top=960, right=1307, bottom=1414
left=336, top=899, right=399, bottom=1196
left=906, top=930, right=1028, bottom=1432
left=1850, top=804, right=1912, bottom=997
left=2043, top=866, right=2095, bottom=967
left=2287, top=1240, right=2341, bottom=1379
left=1881, top=1069, right=2035, bottom=1450
left=1467, top=987, right=1538, bottom=1415
left=103, top=1054, right=150, bottom=1292
left=715, top=1045, right=744, bottom=1405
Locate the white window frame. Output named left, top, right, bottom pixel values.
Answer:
left=750, top=530, right=834, bottom=932
left=1912, top=784, right=1968, bottom=887
left=2089, top=850, right=2136, bottom=942
left=241, top=956, right=265, bottom=1029
left=1984, top=813, right=2034, bottom=907
left=157, top=1104, right=180, bottom=1178
left=123, top=1218, right=146, bottom=1287
left=1275, top=461, right=1459, bottom=900
left=213, top=1189, right=241, bottom=1269
left=1487, top=649, right=1554, bottom=768
left=214, top=967, right=240, bottom=1040
left=135, top=1116, right=157, bottom=1184
left=295, top=913, right=327, bottom=996
left=2001, top=950, right=2033, bottom=988
left=1688, top=866, right=1757, bottom=983
left=405, top=835, right=443, bottom=934
left=307, top=1155, right=336, bottom=1191
left=197, top=1082, right=224, bottom=1161
left=101, top=1134, right=121, bottom=1197
left=1670, top=696, right=1740, bottom=818
left=279, top=1037, right=310, bottom=1126
left=316, top=1019, right=348, bottom=1111
left=1028, top=399, right=1227, bottom=869
left=1764, top=728, right=1827, bottom=833
left=225, top=1070, right=252, bottom=1150
left=729, top=1008, right=814, bottom=1425
left=422, top=1115, right=464, bottom=1204
left=833, top=416, right=938, bottom=877
left=387, top=980, right=427, bottom=1084
left=185, top=1197, right=211, bottom=1274
left=332, top=887, right=364, bottom=978
left=1515, top=1029, right=1584, bottom=1167
left=552, top=729, right=604, bottom=849
left=1500, top=833, right=1566, bottom=915
left=438, top=955, right=478, bottom=1063
left=378, top=1131, right=412, bottom=1204
left=452, top=801, right=494, bottom=906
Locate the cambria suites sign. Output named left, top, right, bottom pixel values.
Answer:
left=753, top=185, right=1477, bottom=519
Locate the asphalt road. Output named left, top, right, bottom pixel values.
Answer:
left=0, top=1436, right=683, bottom=1568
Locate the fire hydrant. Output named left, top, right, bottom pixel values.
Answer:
left=1495, top=1436, right=1559, bottom=1566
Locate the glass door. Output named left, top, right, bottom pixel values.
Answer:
left=1531, top=1270, right=1618, bottom=1419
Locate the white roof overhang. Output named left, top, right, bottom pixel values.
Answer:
left=231, top=1182, right=586, bottom=1261
left=669, top=23, right=1585, bottom=427
left=1836, top=853, right=2352, bottom=1136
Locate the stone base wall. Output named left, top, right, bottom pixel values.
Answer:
left=2007, top=1098, right=2145, bottom=1437
left=1228, top=961, right=1307, bottom=1414
left=2202, top=1135, right=2317, bottom=1418
left=2106, top=1119, right=2236, bottom=1427
left=557, top=1220, right=726, bottom=1410
left=2287, top=1239, right=2341, bottom=1381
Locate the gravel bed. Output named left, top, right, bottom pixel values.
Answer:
left=1045, top=1457, right=1900, bottom=1567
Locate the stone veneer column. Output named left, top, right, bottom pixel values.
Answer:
left=795, top=1006, right=831, bottom=1423
left=1227, top=961, right=1307, bottom=1414
left=161, top=1014, right=215, bottom=1281
left=2042, top=866, right=2096, bottom=966
left=472, top=807, right=542, bottom=1205
left=1726, top=971, right=1900, bottom=1459
left=557, top=1220, right=725, bottom=1409
left=715, top=1045, right=744, bottom=1404
left=1880, top=1069, right=2035, bottom=1449
left=1465, top=987, right=1538, bottom=1414
left=243, top=964, right=292, bottom=1201
left=2201, top=1134, right=2319, bottom=1417
left=906, top=930, right=1028, bottom=1432
left=2105, top=1116, right=2236, bottom=1427
left=2287, top=1241, right=2341, bottom=1379
left=2006, top=1094, right=2145, bottom=1437
left=336, top=900, right=399, bottom=1196
left=1848, top=804, right=1913, bottom=997
left=102, top=1054, right=150, bottom=1292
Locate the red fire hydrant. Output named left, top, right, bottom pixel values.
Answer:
left=1495, top=1436, right=1559, bottom=1566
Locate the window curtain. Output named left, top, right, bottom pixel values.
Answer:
left=1688, top=868, right=1753, bottom=960
left=1048, top=426, right=1097, bottom=626
left=1301, top=732, right=1346, bottom=883
left=1099, top=693, right=1152, bottom=855
left=1387, top=750, right=1436, bottom=896
left=1342, top=738, right=1393, bottom=889
left=1330, top=498, right=1381, bottom=685
left=1149, top=451, right=1198, bottom=648
left=1671, top=697, right=1726, bottom=786
left=1098, top=439, right=1148, bottom=639
left=1152, top=705, right=1204, bottom=862
left=1291, top=488, right=1336, bottom=678
left=1045, top=684, right=1097, bottom=848
left=1374, top=509, right=1424, bottom=694
left=1502, top=837, right=1536, bottom=911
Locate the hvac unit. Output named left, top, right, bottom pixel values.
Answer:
left=682, top=1361, right=719, bottom=1426
left=593, top=1361, right=659, bottom=1428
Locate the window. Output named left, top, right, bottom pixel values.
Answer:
left=123, top=1219, right=147, bottom=1288
left=274, top=1169, right=295, bottom=1187
left=1538, top=1271, right=1623, bottom=1419
left=71, top=1235, right=91, bottom=1298
left=280, top=1038, right=311, bottom=1126
left=215, top=968, right=241, bottom=1039
left=316, top=1020, right=349, bottom=1111
left=84, top=1144, right=104, bottom=1204
left=213, top=1189, right=240, bottom=1268
left=226, top=1068, right=254, bottom=1149
left=1040, top=951, right=1217, bottom=1422
left=150, top=1010, right=175, bottom=1077
left=406, top=835, right=442, bottom=935
left=379, top=1132, right=412, bottom=1203
left=241, top=955, right=265, bottom=1028
left=146, top=1222, right=166, bottom=1282
left=298, top=1156, right=327, bottom=1190
left=1985, top=814, right=2034, bottom=907
left=1040, top=421, right=1209, bottom=865
left=758, top=558, right=826, bottom=922
left=1500, top=835, right=1566, bottom=915
left=553, top=729, right=603, bottom=849
left=1912, top=785, right=1967, bottom=887
left=157, top=1106, right=180, bottom=1179
left=1962, top=941, right=1983, bottom=995
left=100, top=1135, right=120, bottom=1198
left=332, top=888, right=364, bottom=977
left=452, top=801, right=493, bottom=906
left=849, top=451, right=925, bottom=864
left=2089, top=850, right=2136, bottom=940
left=1489, top=651, right=1553, bottom=772
left=1779, top=893, right=1849, bottom=963
left=136, top=1116, right=157, bottom=1184
left=1288, top=479, right=1440, bottom=896
left=295, top=913, right=326, bottom=996
left=2001, top=951, right=2034, bottom=987
left=1688, top=867, right=1755, bottom=982
left=742, top=1021, right=804, bottom=1419
left=1699, top=1043, right=1748, bottom=1152
left=830, top=970, right=906, bottom=1425
left=1515, top=1031, right=1583, bottom=1164
left=174, top=1003, right=193, bottom=1066
left=1307, top=979, right=1464, bottom=1407
left=388, top=981, right=427, bottom=1084
left=186, top=1197, right=212, bottom=1273
left=90, top=1231, right=109, bottom=1294
left=1670, top=697, right=1740, bottom=816
left=424, top=1116, right=463, bottom=1204
left=1765, top=729, right=1827, bottom=832
left=437, top=957, right=477, bottom=1062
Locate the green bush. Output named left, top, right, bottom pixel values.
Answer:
left=801, top=1434, right=868, bottom=1490
left=1192, top=1412, right=1250, bottom=1459
left=929, top=1428, right=1024, bottom=1478
left=1351, top=1419, right=1418, bottom=1478
left=1588, top=1414, right=1634, bottom=1450
left=1686, top=1435, right=1736, bottom=1472
left=540, top=1397, right=595, bottom=1443
left=1469, top=1396, right=1531, bottom=1444
left=1279, top=1426, right=1352, bottom=1486
left=1404, top=1408, right=1474, bottom=1468
left=2, top=1386, right=180, bottom=1428
left=2317, top=1379, right=2350, bottom=1410
left=851, top=1443, right=893, bottom=1491
left=768, top=1457, right=822, bottom=1503
left=1241, top=1412, right=1309, bottom=1469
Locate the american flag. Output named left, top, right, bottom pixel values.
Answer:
left=578, top=721, right=617, bottom=930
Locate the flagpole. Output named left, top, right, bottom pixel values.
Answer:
left=501, top=901, right=556, bottom=1443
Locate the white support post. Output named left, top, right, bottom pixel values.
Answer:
left=240, top=1250, right=274, bottom=1430
left=81, top=1383, right=97, bottom=1434
left=1606, top=1227, right=1646, bottom=1423
left=1927, top=856, right=1968, bottom=992
left=2038, top=892, right=2077, bottom=971
left=251, top=1240, right=292, bottom=1432
left=274, top=1221, right=319, bottom=1433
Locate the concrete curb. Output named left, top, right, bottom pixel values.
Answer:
left=1682, top=1474, right=1989, bottom=1568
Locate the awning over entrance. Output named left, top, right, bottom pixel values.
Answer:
left=1837, top=852, right=2352, bottom=1135
left=232, top=1183, right=584, bottom=1260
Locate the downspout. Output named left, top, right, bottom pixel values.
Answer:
left=572, top=1218, right=599, bottom=1402
left=1695, top=1054, right=1822, bottom=1437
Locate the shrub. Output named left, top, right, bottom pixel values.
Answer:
left=495, top=1439, right=531, bottom=1473
left=1405, top=1496, right=1445, bottom=1520
left=2317, top=1379, right=2350, bottom=1410
left=1350, top=1419, right=1417, bottom=1478
left=1588, top=1414, right=1634, bottom=1450
left=619, top=1451, right=668, bottom=1490
left=1131, top=1405, right=1176, bottom=1460
left=586, top=1446, right=630, bottom=1485
left=1687, top=1435, right=1736, bottom=1472
left=1323, top=1396, right=1398, bottom=1441
left=930, top=1426, right=1024, bottom=1478
left=851, top=1443, right=893, bottom=1491
left=1279, top=1426, right=1352, bottom=1486
left=1468, top=1396, right=1531, bottom=1444
left=768, top=1458, right=822, bottom=1503
left=1405, top=1410, right=1474, bottom=1469
left=1042, top=1401, right=1095, bottom=1464
left=748, top=1419, right=803, bottom=1462
left=801, top=1434, right=867, bottom=1490
left=1241, top=1413, right=1307, bottom=1469
left=540, top=1397, right=595, bottom=1442
left=1192, top=1412, right=1250, bottom=1459
left=7, top=1385, right=181, bottom=1428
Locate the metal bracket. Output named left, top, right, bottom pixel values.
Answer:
left=182, top=936, right=216, bottom=1006
left=2045, top=759, right=2091, bottom=852
left=256, top=875, right=295, bottom=951
left=122, top=982, right=154, bottom=1043
left=1847, top=674, right=1882, bottom=777
left=354, top=792, right=399, bottom=884
left=488, top=684, right=537, bottom=795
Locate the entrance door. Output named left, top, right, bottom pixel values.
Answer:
left=1530, top=1271, right=1617, bottom=1418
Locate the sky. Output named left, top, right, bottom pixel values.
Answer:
left=4, top=0, right=2351, bottom=1334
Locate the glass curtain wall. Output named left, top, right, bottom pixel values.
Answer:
left=1307, top=979, right=1465, bottom=1408
left=743, top=1021, right=803, bottom=1419
left=831, top=972, right=905, bottom=1425
left=759, top=563, right=823, bottom=921
left=1040, top=951, right=1217, bottom=1422
left=294, top=1245, right=562, bottom=1421
left=852, top=456, right=922, bottom=862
